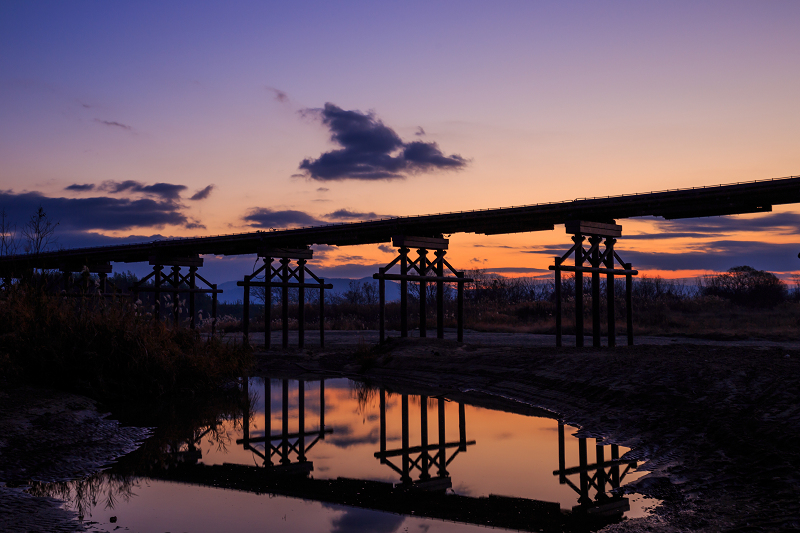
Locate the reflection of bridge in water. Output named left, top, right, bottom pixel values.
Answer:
left=141, top=378, right=641, bottom=531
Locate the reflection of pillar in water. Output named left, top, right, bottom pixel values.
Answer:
left=281, top=379, right=290, bottom=464
left=401, top=394, right=410, bottom=483
left=243, top=378, right=250, bottom=442
left=298, top=380, right=306, bottom=463
left=459, top=402, right=466, bottom=451
left=379, top=387, right=387, bottom=463
left=438, top=398, right=447, bottom=477
left=610, top=444, right=620, bottom=487
left=558, top=422, right=566, bottom=484
left=596, top=439, right=606, bottom=499
left=320, top=380, right=325, bottom=436
left=579, top=436, right=591, bottom=505
left=265, top=379, right=272, bottom=465
left=420, top=395, right=430, bottom=480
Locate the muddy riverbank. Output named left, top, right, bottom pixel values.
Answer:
left=0, top=386, right=150, bottom=533
left=254, top=337, right=800, bottom=532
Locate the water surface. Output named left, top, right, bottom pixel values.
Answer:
left=32, top=377, right=656, bottom=532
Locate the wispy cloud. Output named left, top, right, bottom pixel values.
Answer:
left=94, top=118, right=132, bottom=130
left=324, top=209, right=384, bottom=221
left=189, top=185, right=214, bottom=201
left=297, top=103, right=468, bottom=181
left=65, top=183, right=95, bottom=192
left=265, top=86, right=288, bottom=103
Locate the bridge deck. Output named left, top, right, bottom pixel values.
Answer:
left=3, top=176, right=798, bottom=270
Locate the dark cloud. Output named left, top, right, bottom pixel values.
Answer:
left=485, top=267, right=550, bottom=274
left=631, top=213, right=800, bottom=238
left=324, top=425, right=379, bottom=448
left=297, top=103, right=468, bottom=181
left=100, top=180, right=187, bottom=200
left=526, top=240, right=800, bottom=273
left=243, top=208, right=326, bottom=228
left=624, top=232, right=725, bottom=240
left=415, top=126, right=425, bottom=136
left=65, top=183, right=95, bottom=192
left=94, top=119, right=132, bottom=130
left=324, top=209, right=382, bottom=221
left=317, top=187, right=329, bottom=192
left=184, top=221, right=207, bottom=230
left=378, top=244, right=395, bottom=253
left=324, top=505, right=404, bottom=533
left=0, top=191, right=191, bottom=234
left=189, top=185, right=214, bottom=201
left=266, top=86, right=288, bottom=103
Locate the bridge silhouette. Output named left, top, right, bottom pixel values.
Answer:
left=2, top=176, right=798, bottom=348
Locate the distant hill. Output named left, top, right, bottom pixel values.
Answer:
left=216, top=277, right=401, bottom=304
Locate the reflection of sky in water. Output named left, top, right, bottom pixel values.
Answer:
left=71, top=377, right=654, bottom=532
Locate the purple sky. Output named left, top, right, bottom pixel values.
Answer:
left=2, top=1, right=799, bottom=280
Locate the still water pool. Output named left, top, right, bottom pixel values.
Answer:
left=33, top=377, right=656, bottom=532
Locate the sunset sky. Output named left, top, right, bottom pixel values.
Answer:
left=2, top=1, right=799, bottom=281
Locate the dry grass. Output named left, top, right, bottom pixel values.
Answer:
left=0, top=286, right=254, bottom=401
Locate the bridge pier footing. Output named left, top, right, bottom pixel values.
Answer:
left=374, top=236, right=471, bottom=343
left=239, top=248, right=332, bottom=349
left=550, top=221, right=638, bottom=348
left=132, top=256, right=222, bottom=335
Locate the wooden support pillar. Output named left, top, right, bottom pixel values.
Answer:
left=435, top=250, right=445, bottom=339
left=242, top=276, right=250, bottom=347
left=172, top=265, right=181, bottom=325
left=457, top=272, right=464, bottom=343
left=420, top=395, right=430, bottom=480
left=298, top=259, right=306, bottom=348
left=211, top=283, right=218, bottom=338
left=590, top=236, right=602, bottom=348
left=555, top=257, right=562, bottom=347
left=319, top=283, right=325, bottom=348
left=99, top=272, right=108, bottom=295
left=154, top=265, right=163, bottom=320
left=281, top=258, right=290, bottom=349
left=189, top=266, right=197, bottom=329
left=379, top=268, right=386, bottom=343
left=573, top=234, right=585, bottom=347
left=265, top=257, right=272, bottom=349
left=400, top=247, right=409, bottom=338
left=605, top=238, right=616, bottom=348
left=418, top=248, right=427, bottom=338
left=626, top=262, right=633, bottom=346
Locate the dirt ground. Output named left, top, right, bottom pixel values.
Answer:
left=0, top=387, right=150, bottom=533
left=253, top=334, right=800, bottom=532
left=3, top=331, right=799, bottom=532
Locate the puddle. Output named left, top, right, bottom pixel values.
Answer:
left=29, top=377, right=658, bottom=532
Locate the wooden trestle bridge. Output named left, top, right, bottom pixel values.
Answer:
left=2, top=176, right=799, bottom=348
